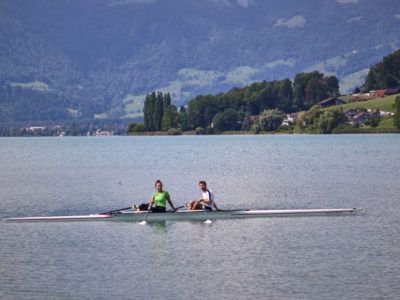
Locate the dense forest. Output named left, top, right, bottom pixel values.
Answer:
left=362, top=49, right=400, bottom=91
left=0, top=85, right=71, bottom=122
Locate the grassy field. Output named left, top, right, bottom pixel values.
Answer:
left=9, top=81, right=50, bottom=91
left=339, top=94, right=399, bottom=112
left=377, top=115, right=395, bottom=128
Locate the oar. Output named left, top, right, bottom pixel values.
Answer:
left=139, top=205, right=152, bottom=225
left=167, top=203, right=188, bottom=212
left=101, top=205, right=137, bottom=215
left=202, top=204, right=212, bottom=224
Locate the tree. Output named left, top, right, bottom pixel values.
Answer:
left=295, top=111, right=307, bottom=132
left=258, top=109, right=284, bottom=131
left=143, top=92, right=155, bottom=131
left=293, top=72, right=309, bottom=110
left=251, top=122, right=261, bottom=134
left=278, top=78, right=294, bottom=112
left=293, top=71, right=337, bottom=111
left=143, top=91, right=176, bottom=131
left=305, top=77, right=328, bottom=107
left=162, top=105, right=178, bottom=131
left=212, top=108, right=240, bottom=131
left=127, top=122, right=146, bottom=134
left=164, top=93, right=171, bottom=109
left=187, top=94, right=216, bottom=129
left=153, top=92, right=164, bottom=131
left=393, top=96, right=400, bottom=129
left=167, top=128, right=182, bottom=135
left=363, top=49, right=400, bottom=91
left=325, top=75, right=340, bottom=97
left=317, top=108, right=346, bottom=133
left=241, top=111, right=252, bottom=131
left=294, top=72, right=325, bottom=110
left=303, top=105, right=324, bottom=125
left=177, top=110, right=189, bottom=130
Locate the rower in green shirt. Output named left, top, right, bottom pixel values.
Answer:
left=148, top=179, right=176, bottom=213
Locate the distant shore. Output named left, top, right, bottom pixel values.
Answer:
left=127, top=128, right=400, bottom=136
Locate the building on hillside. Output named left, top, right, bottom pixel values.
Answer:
left=249, top=115, right=260, bottom=123
left=384, top=89, right=400, bottom=95
left=367, top=109, right=380, bottom=119
left=351, top=93, right=371, bottom=97
left=370, top=90, right=386, bottom=98
left=282, top=112, right=299, bottom=126
left=318, top=97, right=346, bottom=108
left=28, top=126, right=46, bottom=131
left=370, top=89, right=400, bottom=98
left=350, top=112, right=368, bottom=125
left=380, top=111, right=394, bottom=116
left=344, top=108, right=360, bottom=120
left=348, top=109, right=381, bottom=125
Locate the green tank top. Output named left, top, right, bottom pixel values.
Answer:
left=152, top=191, right=169, bottom=207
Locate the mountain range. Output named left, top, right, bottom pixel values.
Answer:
left=1, top=0, right=399, bottom=123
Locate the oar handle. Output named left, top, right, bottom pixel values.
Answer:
left=167, top=203, right=189, bottom=212
left=101, top=205, right=137, bottom=215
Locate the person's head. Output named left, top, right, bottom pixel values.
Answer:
left=155, top=179, right=163, bottom=192
left=199, top=180, right=207, bottom=191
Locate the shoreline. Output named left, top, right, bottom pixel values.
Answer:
left=1, top=128, right=399, bottom=138
left=127, top=128, right=400, bottom=136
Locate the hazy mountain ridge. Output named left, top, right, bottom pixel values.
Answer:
left=0, top=0, right=399, bottom=122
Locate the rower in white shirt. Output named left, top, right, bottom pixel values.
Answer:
left=188, top=181, right=221, bottom=211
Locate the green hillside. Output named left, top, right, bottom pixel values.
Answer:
left=340, top=94, right=398, bottom=112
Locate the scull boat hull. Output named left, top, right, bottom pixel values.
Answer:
left=5, top=208, right=361, bottom=222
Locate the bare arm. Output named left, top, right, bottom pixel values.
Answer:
left=167, top=194, right=176, bottom=211
left=149, top=196, right=154, bottom=206
left=213, top=202, right=222, bottom=211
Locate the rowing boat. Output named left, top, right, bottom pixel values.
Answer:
left=5, top=208, right=361, bottom=222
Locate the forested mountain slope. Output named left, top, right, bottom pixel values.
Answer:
left=1, top=0, right=399, bottom=122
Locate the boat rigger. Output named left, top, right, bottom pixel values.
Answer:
left=5, top=208, right=362, bottom=222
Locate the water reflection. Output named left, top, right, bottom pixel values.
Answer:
left=147, top=221, right=167, bottom=234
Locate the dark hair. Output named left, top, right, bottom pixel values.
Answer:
left=155, top=179, right=163, bottom=187
left=199, top=180, right=207, bottom=186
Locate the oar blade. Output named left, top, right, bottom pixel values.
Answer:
left=139, top=206, right=152, bottom=225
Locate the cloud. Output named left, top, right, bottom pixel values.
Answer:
left=337, top=0, right=358, bottom=3
left=210, top=0, right=255, bottom=7
left=211, top=0, right=231, bottom=6
left=109, top=0, right=155, bottom=6
left=274, top=16, right=306, bottom=29
left=348, top=16, right=362, bottom=23
left=236, top=0, right=255, bottom=8
left=395, top=14, right=400, bottom=19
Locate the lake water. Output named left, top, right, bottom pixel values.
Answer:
left=0, top=135, right=399, bottom=299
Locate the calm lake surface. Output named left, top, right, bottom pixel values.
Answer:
left=0, top=135, right=399, bottom=299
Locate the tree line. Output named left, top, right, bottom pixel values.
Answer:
left=128, top=71, right=340, bottom=134
left=362, top=49, right=400, bottom=92
left=128, top=48, right=400, bottom=135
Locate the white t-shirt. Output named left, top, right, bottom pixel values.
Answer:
left=202, top=189, right=215, bottom=210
